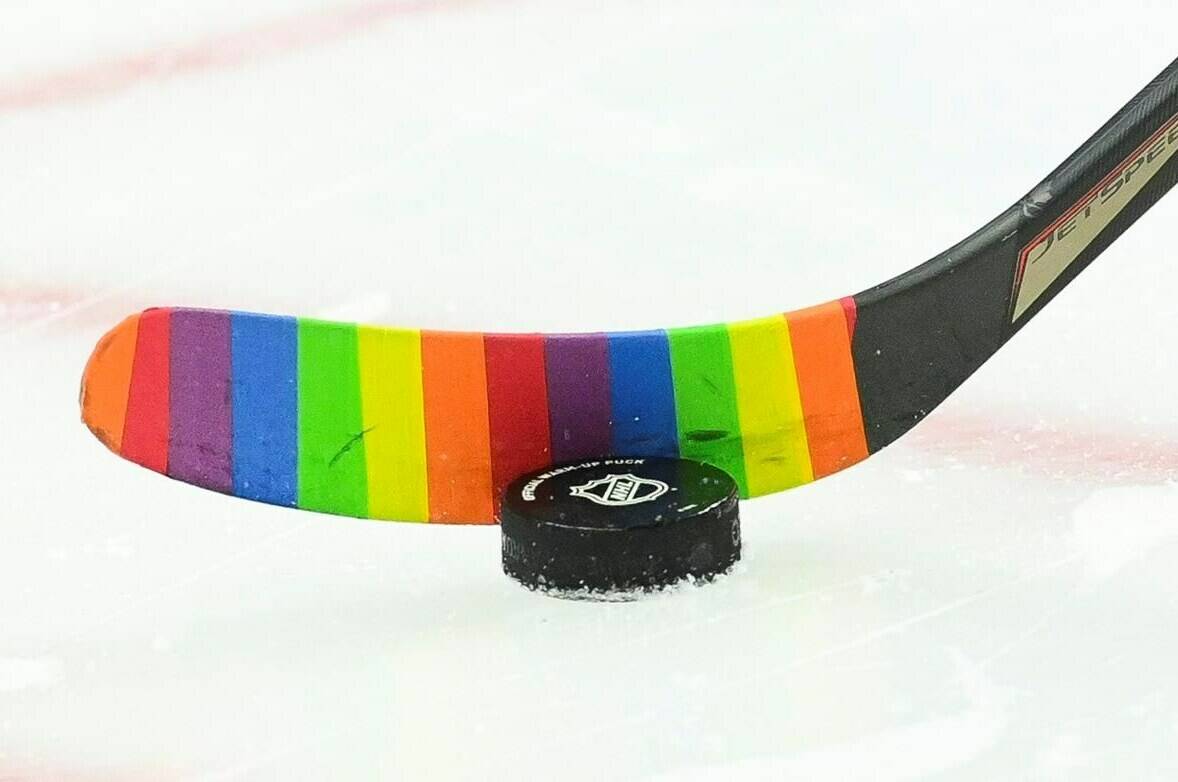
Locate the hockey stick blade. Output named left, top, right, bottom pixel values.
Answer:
left=81, top=57, right=1178, bottom=524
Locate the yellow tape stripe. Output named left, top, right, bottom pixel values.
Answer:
left=727, top=316, right=813, bottom=494
left=357, top=326, right=430, bottom=522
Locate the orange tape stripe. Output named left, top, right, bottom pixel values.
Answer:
left=786, top=301, right=868, bottom=478
left=79, top=312, right=140, bottom=453
left=421, top=331, right=494, bottom=523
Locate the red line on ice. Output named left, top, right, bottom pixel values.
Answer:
left=0, top=284, right=86, bottom=324
left=0, top=283, right=155, bottom=333
left=0, top=760, right=178, bottom=781
left=0, top=0, right=475, bottom=113
left=911, top=412, right=1178, bottom=484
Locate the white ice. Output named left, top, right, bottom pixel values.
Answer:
left=3, top=1, right=1178, bottom=779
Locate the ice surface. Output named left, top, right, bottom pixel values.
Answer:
left=3, top=1, right=1178, bottom=779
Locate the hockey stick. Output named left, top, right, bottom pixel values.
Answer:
left=81, top=56, right=1178, bottom=524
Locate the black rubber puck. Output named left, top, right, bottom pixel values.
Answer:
left=500, top=457, right=740, bottom=596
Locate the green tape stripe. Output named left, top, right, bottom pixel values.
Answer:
left=667, top=323, right=748, bottom=495
left=297, top=319, right=368, bottom=517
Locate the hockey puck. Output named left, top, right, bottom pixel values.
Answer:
left=500, top=457, right=740, bottom=597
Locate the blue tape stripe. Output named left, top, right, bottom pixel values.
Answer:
left=607, top=330, right=679, bottom=457
left=231, top=313, right=298, bottom=506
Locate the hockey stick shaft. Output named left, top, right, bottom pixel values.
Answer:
left=853, top=56, right=1178, bottom=450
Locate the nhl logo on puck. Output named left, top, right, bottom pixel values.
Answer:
left=569, top=473, right=669, bottom=507
left=500, top=457, right=741, bottom=598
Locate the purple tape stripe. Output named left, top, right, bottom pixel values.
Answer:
left=169, top=309, right=233, bottom=492
left=544, top=333, right=612, bottom=463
